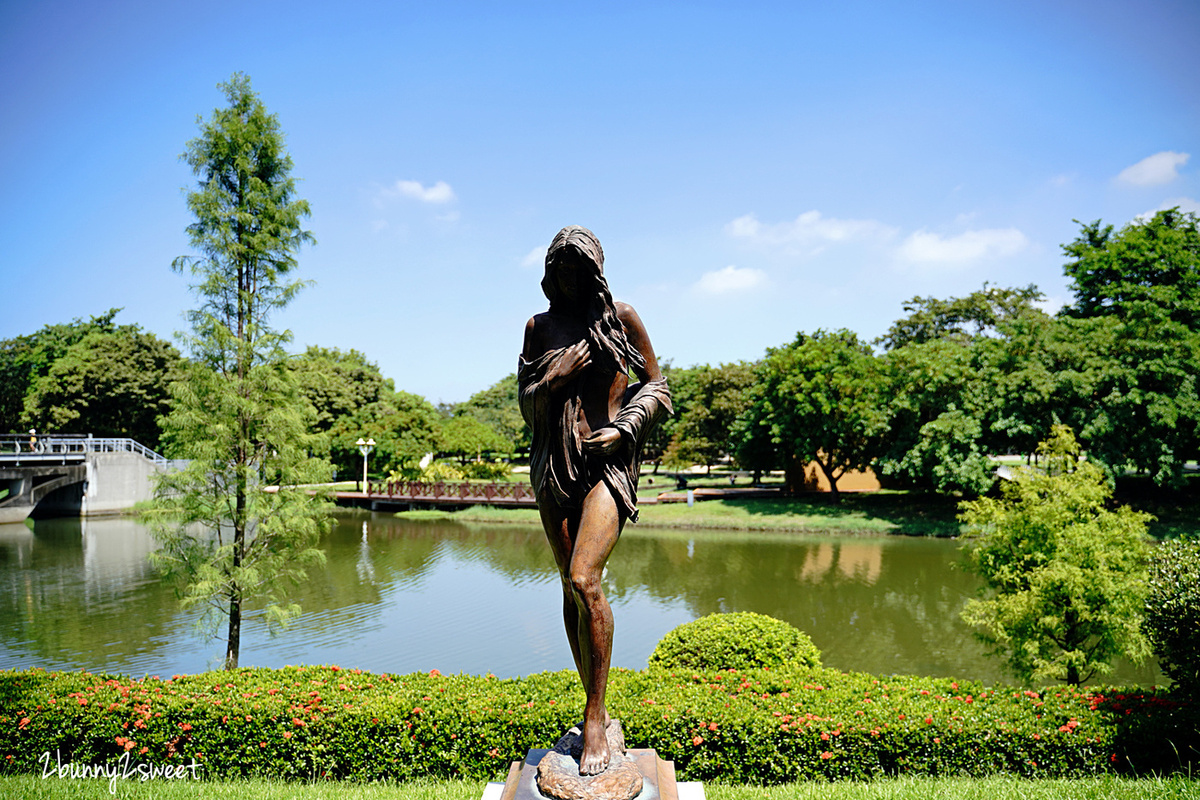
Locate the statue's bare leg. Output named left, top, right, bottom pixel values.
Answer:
left=569, top=481, right=622, bottom=775
left=540, top=497, right=588, bottom=686
left=539, top=483, right=622, bottom=775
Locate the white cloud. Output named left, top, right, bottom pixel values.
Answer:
left=694, top=265, right=767, bottom=295
left=383, top=179, right=457, bottom=204
left=1137, top=196, right=1200, bottom=221
left=725, top=210, right=897, bottom=253
left=897, top=228, right=1029, bottom=265
left=1116, top=151, right=1190, bottom=187
left=520, top=246, right=546, bottom=269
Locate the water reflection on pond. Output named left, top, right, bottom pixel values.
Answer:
left=0, top=511, right=1163, bottom=686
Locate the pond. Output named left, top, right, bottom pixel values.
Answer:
left=0, top=511, right=1164, bottom=686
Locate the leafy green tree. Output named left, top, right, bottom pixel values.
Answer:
left=1063, top=208, right=1200, bottom=328
left=438, top=415, right=508, bottom=463
left=0, top=309, right=121, bottom=433
left=663, top=361, right=756, bottom=472
left=22, top=326, right=182, bottom=449
left=1143, top=536, right=1200, bottom=693
left=959, top=426, right=1152, bottom=685
left=877, top=338, right=993, bottom=495
left=146, top=74, right=330, bottom=670
left=1059, top=209, right=1200, bottom=487
left=288, top=346, right=443, bottom=479
left=878, top=283, right=1044, bottom=350
left=736, top=329, right=887, bottom=499
left=327, top=389, right=442, bottom=479
left=452, top=373, right=528, bottom=453
left=290, top=345, right=392, bottom=433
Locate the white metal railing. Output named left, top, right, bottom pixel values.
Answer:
left=0, top=434, right=170, bottom=466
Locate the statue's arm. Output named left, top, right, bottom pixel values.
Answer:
left=522, top=315, right=591, bottom=397
left=609, top=304, right=672, bottom=449
left=615, top=303, right=662, bottom=384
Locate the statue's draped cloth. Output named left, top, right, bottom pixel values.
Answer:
left=518, top=348, right=672, bottom=523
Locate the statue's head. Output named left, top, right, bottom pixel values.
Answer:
left=542, top=226, right=607, bottom=309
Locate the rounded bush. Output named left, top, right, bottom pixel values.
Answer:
left=1144, top=536, right=1200, bottom=692
left=648, top=612, right=821, bottom=672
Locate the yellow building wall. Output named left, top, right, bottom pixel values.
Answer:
left=796, top=461, right=881, bottom=493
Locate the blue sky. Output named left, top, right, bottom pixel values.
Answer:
left=2, top=0, right=1197, bottom=404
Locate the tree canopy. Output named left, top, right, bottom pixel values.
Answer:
left=878, top=283, right=1045, bottom=350
left=1059, top=209, right=1200, bottom=487
left=451, top=373, right=528, bottom=454
left=0, top=308, right=122, bottom=434
left=738, top=330, right=887, bottom=498
left=663, top=361, right=755, bottom=472
left=23, top=325, right=182, bottom=449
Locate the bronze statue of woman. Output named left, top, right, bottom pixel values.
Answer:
left=519, top=226, right=671, bottom=776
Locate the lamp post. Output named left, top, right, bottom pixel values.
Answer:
left=356, top=438, right=375, bottom=493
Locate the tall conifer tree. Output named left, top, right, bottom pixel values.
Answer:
left=148, top=74, right=330, bottom=669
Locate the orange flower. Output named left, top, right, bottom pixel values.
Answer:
left=292, top=718, right=306, bottom=727
left=18, top=718, right=30, bottom=729
left=691, top=736, right=703, bottom=746
left=283, top=731, right=293, bottom=739
left=819, top=751, right=833, bottom=760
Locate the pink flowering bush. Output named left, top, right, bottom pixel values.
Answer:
left=0, top=664, right=1193, bottom=783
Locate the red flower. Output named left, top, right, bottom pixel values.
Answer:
left=180, top=723, right=192, bottom=732
left=429, top=669, right=441, bottom=677
left=292, top=718, right=306, bottom=727
left=18, top=718, right=30, bottom=729
left=283, top=731, right=293, bottom=739
left=820, top=751, right=833, bottom=760
left=691, top=736, right=703, bottom=746
left=925, top=717, right=933, bottom=725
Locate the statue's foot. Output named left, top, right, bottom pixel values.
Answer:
left=578, top=717, right=611, bottom=776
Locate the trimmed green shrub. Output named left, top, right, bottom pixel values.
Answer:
left=649, top=613, right=822, bottom=672
left=1144, top=537, right=1200, bottom=692
left=0, top=664, right=1194, bottom=783
left=460, top=461, right=510, bottom=481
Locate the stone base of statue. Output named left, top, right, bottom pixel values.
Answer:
left=498, top=720, right=678, bottom=800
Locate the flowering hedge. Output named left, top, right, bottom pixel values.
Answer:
left=0, top=664, right=1193, bottom=783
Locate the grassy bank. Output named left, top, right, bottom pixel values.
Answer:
left=386, top=475, right=1198, bottom=538
left=404, top=493, right=966, bottom=537
left=2, top=774, right=1195, bottom=800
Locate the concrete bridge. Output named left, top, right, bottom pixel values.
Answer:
left=0, top=434, right=176, bottom=523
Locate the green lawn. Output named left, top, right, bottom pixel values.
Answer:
left=3, top=775, right=1195, bottom=800
left=422, top=491, right=964, bottom=536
